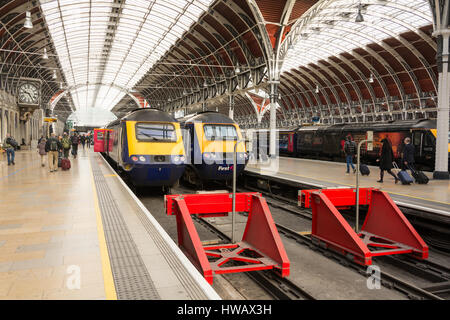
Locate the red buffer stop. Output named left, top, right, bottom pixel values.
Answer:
left=165, top=192, right=290, bottom=284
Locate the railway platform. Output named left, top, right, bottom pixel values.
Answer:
left=0, top=149, right=219, bottom=300
left=245, top=157, right=450, bottom=218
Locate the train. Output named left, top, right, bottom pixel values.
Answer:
left=244, top=119, right=450, bottom=171
left=95, top=109, right=248, bottom=188
left=100, top=108, right=186, bottom=188
left=179, top=111, right=248, bottom=187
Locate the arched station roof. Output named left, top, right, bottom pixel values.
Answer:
left=0, top=0, right=443, bottom=127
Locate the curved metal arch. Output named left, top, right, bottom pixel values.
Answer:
left=298, top=63, right=344, bottom=107
left=278, top=86, right=303, bottom=121
left=138, top=1, right=263, bottom=108
left=310, top=21, right=422, bottom=103
left=0, top=21, right=56, bottom=98
left=284, top=69, right=325, bottom=109
left=282, top=71, right=320, bottom=117
left=292, top=67, right=334, bottom=109
left=284, top=46, right=366, bottom=108
left=281, top=74, right=316, bottom=110
left=278, top=81, right=307, bottom=117
left=281, top=0, right=434, bottom=57
left=291, top=35, right=391, bottom=107
left=50, top=83, right=141, bottom=112
left=293, top=27, right=405, bottom=104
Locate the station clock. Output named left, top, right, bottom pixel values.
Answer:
left=17, top=81, right=41, bottom=106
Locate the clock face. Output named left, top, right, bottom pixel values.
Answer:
left=18, top=82, right=39, bottom=105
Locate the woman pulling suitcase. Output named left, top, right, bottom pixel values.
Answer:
left=377, top=138, right=399, bottom=184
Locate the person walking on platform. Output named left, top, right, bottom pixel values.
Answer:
left=3, top=133, right=17, bottom=166
left=344, top=136, right=357, bottom=174
left=61, top=132, right=71, bottom=159
left=402, top=137, right=416, bottom=172
left=86, top=135, right=91, bottom=149
left=377, top=138, right=398, bottom=184
left=45, top=133, right=62, bottom=172
left=37, top=137, right=47, bottom=167
left=80, top=135, right=86, bottom=150
left=71, top=133, right=80, bottom=158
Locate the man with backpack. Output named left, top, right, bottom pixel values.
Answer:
left=61, top=132, right=71, bottom=158
left=45, top=133, right=62, bottom=172
left=344, top=135, right=357, bottom=174
left=3, top=133, right=17, bottom=166
left=71, top=133, right=80, bottom=158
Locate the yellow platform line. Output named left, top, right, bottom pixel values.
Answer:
left=252, top=167, right=450, bottom=206
left=89, top=160, right=117, bottom=300
left=104, top=174, right=117, bottom=178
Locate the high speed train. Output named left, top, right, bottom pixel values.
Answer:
left=244, top=119, right=449, bottom=171
left=179, top=111, right=248, bottom=186
left=101, top=108, right=186, bottom=187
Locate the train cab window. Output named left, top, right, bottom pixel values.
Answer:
left=97, top=132, right=104, bottom=140
left=135, top=122, right=177, bottom=142
left=424, top=132, right=434, bottom=147
left=203, top=124, right=237, bottom=140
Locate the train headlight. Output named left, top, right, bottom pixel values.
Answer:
left=131, top=156, right=138, bottom=162
left=173, top=155, right=186, bottom=164
left=203, top=152, right=216, bottom=160
left=139, top=156, right=146, bottom=162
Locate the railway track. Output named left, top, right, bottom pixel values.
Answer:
left=233, top=179, right=450, bottom=300
left=104, top=154, right=449, bottom=300
left=191, top=214, right=316, bottom=300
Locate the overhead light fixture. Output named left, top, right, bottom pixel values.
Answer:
left=235, top=64, right=240, bottom=73
left=315, top=85, right=319, bottom=93
left=42, top=48, right=48, bottom=60
left=355, top=4, right=364, bottom=23
left=52, top=70, right=57, bottom=79
left=24, top=11, right=33, bottom=29
left=368, top=73, right=374, bottom=83
left=203, top=80, right=208, bottom=87
left=59, top=82, right=63, bottom=89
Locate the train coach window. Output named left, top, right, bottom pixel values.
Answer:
left=135, top=122, right=177, bottom=142
left=203, top=124, right=237, bottom=140
left=97, top=132, right=104, bottom=140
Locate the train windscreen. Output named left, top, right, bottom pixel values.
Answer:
left=135, top=122, right=177, bottom=142
left=203, top=124, right=238, bottom=140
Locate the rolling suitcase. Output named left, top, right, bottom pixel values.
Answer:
left=393, top=162, right=413, bottom=185
left=61, top=158, right=71, bottom=170
left=359, top=163, right=370, bottom=176
left=411, top=168, right=428, bottom=184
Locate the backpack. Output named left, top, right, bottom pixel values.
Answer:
left=6, top=137, right=18, bottom=148
left=345, top=141, right=356, bottom=155
left=50, top=139, right=58, bottom=151
left=62, top=138, right=70, bottom=149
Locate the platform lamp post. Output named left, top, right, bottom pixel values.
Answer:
left=232, top=138, right=244, bottom=243
left=355, top=131, right=373, bottom=233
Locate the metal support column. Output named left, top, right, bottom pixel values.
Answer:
left=434, top=31, right=450, bottom=179
left=269, top=81, right=278, bottom=158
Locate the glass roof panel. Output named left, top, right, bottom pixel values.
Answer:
left=41, top=0, right=213, bottom=125
left=281, top=0, right=433, bottom=74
